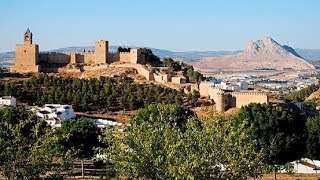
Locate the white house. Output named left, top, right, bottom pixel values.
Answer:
left=92, top=118, right=123, bottom=128
left=0, top=96, right=17, bottom=107
left=35, top=104, right=76, bottom=126
left=279, top=159, right=320, bottom=174
left=219, top=80, right=248, bottom=91
left=45, top=117, right=62, bottom=128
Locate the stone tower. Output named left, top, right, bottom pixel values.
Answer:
left=10, top=29, right=40, bottom=73
left=215, top=92, right=225, bottom=112
left=95, top=40, right=108, bottom=64
left=129, top=49, right=144, bottom=64
left=24, top=28, right=32, bottom=45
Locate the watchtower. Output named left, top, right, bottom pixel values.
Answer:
left=215, top=92, right=226, bottom=112
left=11, top=29, right=40, bottom=73
left=95, top=40, right=108, bottom=64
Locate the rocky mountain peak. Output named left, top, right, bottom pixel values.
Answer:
left=245, top=37, right=287, bottom=55
left=193, top=37, right=315, bottom=71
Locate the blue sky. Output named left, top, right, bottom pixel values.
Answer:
left=0, top=0, right=319, bottom=52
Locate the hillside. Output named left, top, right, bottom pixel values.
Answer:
left=192, top=37, right=315, bottom=71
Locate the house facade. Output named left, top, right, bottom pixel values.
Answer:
left=0, top=96, right=17, bottom=107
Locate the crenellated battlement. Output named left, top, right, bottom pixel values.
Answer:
left=11, top=29, right=146, bottom=73
left=230, top=91, right=267, bottom=96
left=202, top=84, right=269, bottom=112
left=119, top=52, right=131, bottom=54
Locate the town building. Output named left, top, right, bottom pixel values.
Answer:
left=0, top=96, right=17, bottom=107
left=92, top=118, right=124, bottom=129
left=35, top=104, right=76, bottom=124
left=219, top=80, right=249, bottom=91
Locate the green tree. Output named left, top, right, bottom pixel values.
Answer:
left=56, top=119, right=103, bottom=178
left=101, top=104, right=263, bottom=179
left=234, top=103, right=307, bottom=179
left=133, top=104, right=198, bottom=130
left=305, top=116, right=320, bottom=160
left=139, top=48, right=162, bottom=66
left=163, top=57, right=181, bottom=71
left=0, top=107, right=67, bottom=179
left=285, top=82, right=319, bottom=102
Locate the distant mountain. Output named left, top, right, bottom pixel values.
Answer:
left=0, top=46, right=239, bottom=65
left=192, top=37, right=315, bottom=71
left=49, top=46, right=240, bottom=60
left=294, top=49, right=320, bottom=61
left=1, top=42, right=319, bottom=69
left=282, top=45, right=303, bottom=59
left=0, top=52, right=14, bottom=67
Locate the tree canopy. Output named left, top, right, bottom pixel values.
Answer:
left=305, top=116, right=320, bottom=160
left=101, top=104, right=264, bottom=179
left=0, top=74, right=184, bottom=112
left=56, top=119, right=103, bottom=160
left=0, top=107, right=66, bottom=179
left=139, top=48, right=162, bottom=66
left=285, top=82, right=319, bottom=102
left=234, top=103, right=307, bottom=166
left=163, top=57, right=204, bottom=83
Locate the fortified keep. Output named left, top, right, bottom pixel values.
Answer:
left=11, top=29, right=145, bottom=73
left=11, top=29, right=40, bottom=73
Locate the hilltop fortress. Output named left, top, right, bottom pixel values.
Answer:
left=10, top=29, right=269, bottom=112
left=11, top=29, right=145, bottom=73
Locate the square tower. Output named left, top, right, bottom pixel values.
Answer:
left=95, top=40, right=108, bottom=64
left=11, top=29, right=40, bottom=73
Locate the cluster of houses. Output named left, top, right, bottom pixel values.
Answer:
left=0, top=96, right=124, bottom=129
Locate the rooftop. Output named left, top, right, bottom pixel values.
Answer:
left=1, top=96, right=15, bottom=100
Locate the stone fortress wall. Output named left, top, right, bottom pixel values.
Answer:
left=199, top=82, right=269, bottom=112
left=231, top=91, right=269, bottom=109
left=10, top=29, right=145, bottom=73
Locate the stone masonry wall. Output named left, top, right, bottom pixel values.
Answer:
left=231, top=92, right=268, bottom=108
left=15, top=44, right=39, bottom=66
left=39, top=53, right=70, bottom=64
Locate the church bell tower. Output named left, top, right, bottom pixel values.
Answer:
left=24, top=28, right=33, bottom=45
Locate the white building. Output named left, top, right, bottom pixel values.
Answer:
left=45, top=117, right=62, bottom=128
left=35, top=104, right=76, bottom=126
left=280, top=159, right=320, bottom=174
left=219, top=80, right=248, bottom=91
left=92, top=118, right=124, bottom=128
left=0, top=96, right=17, bottom=107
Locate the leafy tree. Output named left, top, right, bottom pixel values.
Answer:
left=234, top=103, right=307, bottom=179
left=0, top=107, right=67, bottom=179
left=302, top=100, right=317, bottom=111
left=133, top=103, right=198, bottom=130
left=117, top=47, right=131, bottom=52
left=101, top=104, right=264, bottom=179
left=139, top=48, right=162, bottom=66
left=56, top=118, right=103, bottom=178
left=163, top=57, right=181, bottom=71
left=305, top=116, right=320, bottom=160
left=1, top=74, right=184, bottom=112
left=285, top=82, right=319, bottom=102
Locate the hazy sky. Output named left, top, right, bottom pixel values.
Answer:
left=0, top=0, right=319, bottom=52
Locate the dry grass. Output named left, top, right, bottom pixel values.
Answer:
left=262, top=173, right=320, bottom=180
left=306, top=88, right=320, bottom=101
left=74, top=111, right=136, bottom=125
